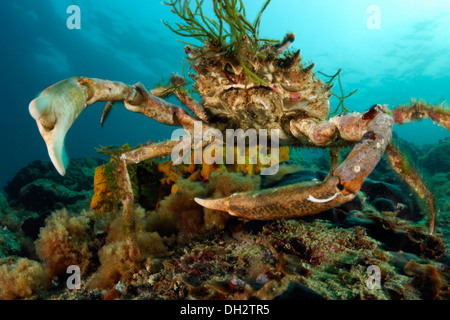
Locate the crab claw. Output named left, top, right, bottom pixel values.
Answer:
left=196, top=109, right=395, bottom=223
left=194, top=177, right=352, bottom=220
left=29, top=77, right=88, bottom=176
left=30, top=77, right=139, bottom=175
left=194, top=196, right=231, bottom=213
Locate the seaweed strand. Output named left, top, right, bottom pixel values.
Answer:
left=163, top=0, right=273, bottom=84
left=318, top=68, right=358, bottom=116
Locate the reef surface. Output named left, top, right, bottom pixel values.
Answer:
left=0, top=137, right=448, bottom=300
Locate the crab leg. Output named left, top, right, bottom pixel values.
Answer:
left=114, top=156, right=139, bottom=262
left=114, top=134, right=213, bottom=262
left=30, top=76, right=210, bottom=261
left=106, top=85, right=212, bottom=261
left=290, top=118, right=337, bottom=146
left=195, top=107, right=394, bottom=220
left=326, top=148, right=340, bottom=179
left=29, top=76, right=209, bottom=175
left=173, top=89, right=209, bottom=123
left=141, top=73, right=209, bottom=122
left=109, top=84, right=213, bottom=261
left=393, top=100, right=450, bottom=130
left=113, top=139, right=182, bottom=262
left=129, top=73, right=208, bottom=122
left=385, top=143, right=436, bottom=234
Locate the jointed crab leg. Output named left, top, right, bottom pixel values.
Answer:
left=290, top=119, right=337, bottom=146
left=123, top=82, right=210, bottom=133
left=393, top=100, right=450, bottom=130
left=173, top=89, right=209, bottom=123
left=115, top=136, right=215, bottom=262
left=108, top=83, right=212, bottom=260
left=195, top=107, right=394, bottom=220
left=326, top=148, right=340, bottom=179
left=112, top=139, right=182, bottom=262
left=113, top=156, right=139, bottom=262
left=144, top=73, right=209, bottom=122
left=385, top=143, right=436, bottom=234
left=332, top=107, right=393, bottom=195
left=29, top=76, right=209, bottom=175
left=30, top=76, right=211, bottom=260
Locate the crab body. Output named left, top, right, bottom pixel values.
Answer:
left=192, top=45, right=331, bottom=143
left=28, top=0, right=450, bottom=261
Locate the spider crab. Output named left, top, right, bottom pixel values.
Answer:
left=29, top=0, right=449, bottom=261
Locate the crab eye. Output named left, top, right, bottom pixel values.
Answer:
left=224, top=63, right=235, bottom=75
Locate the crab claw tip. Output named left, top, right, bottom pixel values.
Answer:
left=194, top=196, right=231, bottom=213
left=48, top=140, right=69, bottom=176
left=29, top=96, right=70, bottom=176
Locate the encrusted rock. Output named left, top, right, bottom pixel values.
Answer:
left=4, top=158, right=105, bottom=204
left=419, top=138, right=450, bottom=175
left=0, top=227, right=21, bottom=257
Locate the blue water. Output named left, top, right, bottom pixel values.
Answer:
left=1, top=0, right=449, bottom=190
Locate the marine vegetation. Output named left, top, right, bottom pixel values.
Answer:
left=23, top=0, right=450, bottom=300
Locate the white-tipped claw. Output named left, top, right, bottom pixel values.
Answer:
left=194, top=196, right=231, bottom=213
left=29, top=77, right=88, bottom=176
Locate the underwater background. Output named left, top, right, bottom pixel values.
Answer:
left=0, top=0, right=449, bottom=301
left=0, top=0, right=449, bottom=190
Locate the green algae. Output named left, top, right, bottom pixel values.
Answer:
left=162, top=0, right=275, bottom=85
